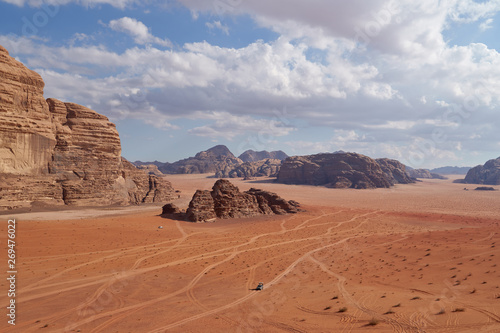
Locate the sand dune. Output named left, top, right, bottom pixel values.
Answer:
left=1, top=175, right=499, bottom=332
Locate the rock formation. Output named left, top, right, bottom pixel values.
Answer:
left=0, top=44, right=176, bottom=210
left=136, top=164, right=163, bottom=176
left=464, top=156, right=500, bottom=185
left=161, top=203, right=181, bottom=215
left=136, top=145, right=243, bottom=175
left=215, top=159, right=282, bottom=178
left=277, top=152, right=413, bottom=189
left=238, top=150, right=288, bottom=163
left=186, top=179, right=301, bottom=222
left=406, top=168, right=447, bottom=180
left=376, top=158, right=415, bottom=185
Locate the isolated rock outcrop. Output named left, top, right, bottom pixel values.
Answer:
left=238, top=150, right=288, bottom=163
left=0, top=45, right=176, bottom=210
left=277, top=152, right=413, bottom=189
left=216, top=159, right=282, bottom=178
left=185, top=179, right=301, bottom=222
left=161, top=203, right=181, bottom=215
left=464, top=156, right=500, bottom=185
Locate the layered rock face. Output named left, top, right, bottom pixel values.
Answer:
left=464, top=157, right=500, bottom=185
left=0, top=45, right=175, bottom=210
left=0, top=45, right=55, bottom=175
left=277, top=153, right=413, bottom=189
left=238, top=150, right=288, bottom=163
left=186, top=179, right=301, bottom=222
left=376, top=158, right=415, bottom=185
left=215, top=159, right=282, bottom=178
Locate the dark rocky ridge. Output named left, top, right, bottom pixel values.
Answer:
left=185, top=179, right=301, bottom=222
left=238, top=150, right=288, bottom=163
left=464, top=156, right=500, bottom=185
left=277, top=152, right=414, bottom=189
left=216, top=159, right=282, bottom=178
left=135, top=145, right=243, bottom=175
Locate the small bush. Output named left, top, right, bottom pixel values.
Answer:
left=324, top=306, right=331, bottom=310
left=437, top=308, right=446, bottom=315
left=368, top=318, right=379, bottom=326
left=338, top=307, right=348, bottom=313
left=452, top=308, right=465, bottom=312
left=393, top=303, right=401, bottom=308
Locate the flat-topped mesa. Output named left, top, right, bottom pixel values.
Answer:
left=186, top=179, right=301, bottom=222
left=277, top=152, right=414, bottom=189
left=0, top=44, right=176, bottom=210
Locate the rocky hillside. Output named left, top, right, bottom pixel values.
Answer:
left=136, top=145, right=243, bottom=175
left=238, top=150, right=288, bottom=162
left=186, top=179, right=301, bottom=222
left=406, top=167, right=447, bottom=180
left=464, top=156, right=500, bottom=185
left=0, top=45, right=175, bottom=210
left=277, top=152, right=414, bottom=189
left=215, top=159, right=282, bottom=178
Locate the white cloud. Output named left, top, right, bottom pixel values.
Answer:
left=479, top=18, right=494, bottom=31
left=109, top=17, right=172, bottom=47
left=188, top=112, right=295, bottom=140
left=206, top=20, right=229, bottom=35
left=1, top=0, right=138, bottom=8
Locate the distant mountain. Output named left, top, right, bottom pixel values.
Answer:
left=134, top=145, right=242, bottom=175
left=238, top=150, right=288, bottom=162
left=430, top=166, right=471, bottom=175
left=464, top=156, right=500, bottom=185
left=406, top=168, right=447, bottom=180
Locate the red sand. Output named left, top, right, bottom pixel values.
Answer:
left=1, top=175, right=499, bottom=332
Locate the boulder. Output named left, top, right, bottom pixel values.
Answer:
left=162, top=203, right=181, bottom=215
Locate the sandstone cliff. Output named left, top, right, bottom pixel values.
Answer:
left=277, top=152, right=413, bottom=189
left=215, top=159, right=282, bottom=178
left=0, top=45, right=175, bottom=210
left=238, top=150, right=288, bottom=163
left=464, top=156, right=500, bottom=185
left=186, top=179, right=301, bottom=222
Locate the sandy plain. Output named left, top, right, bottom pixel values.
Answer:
left=1, top=174, right=499, bottom=332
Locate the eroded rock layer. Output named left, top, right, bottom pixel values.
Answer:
left=0, top=45, right=175, bottom=210
left=277, top=153, right=413, bottom=189
left=464, top=156, right=500, bottom=185
left=186, top=179, right=301, bottom=222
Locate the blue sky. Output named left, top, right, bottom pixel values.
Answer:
left=1, top=0, right=500, bottom=168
